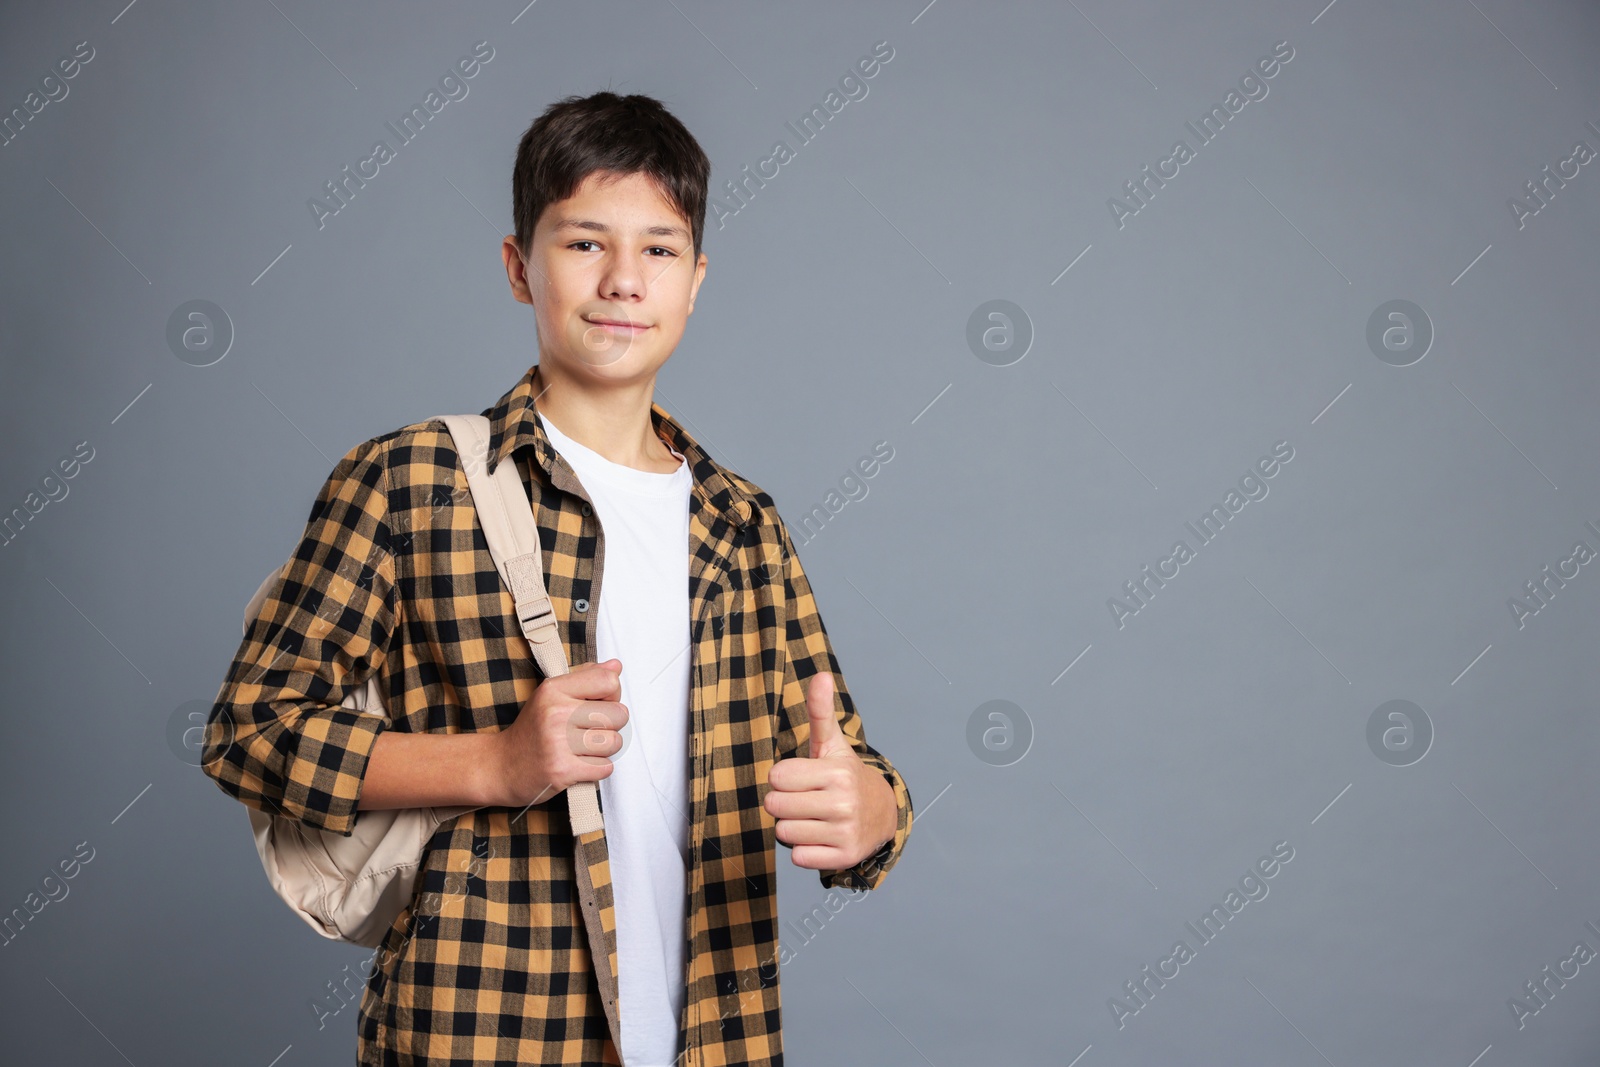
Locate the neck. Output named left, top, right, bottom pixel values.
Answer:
left=531, top=361, right=678, bottom=473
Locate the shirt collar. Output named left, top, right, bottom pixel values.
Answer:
left=484, top=362, right=758, bottom=528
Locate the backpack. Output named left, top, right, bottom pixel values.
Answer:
left=237, top=413, right=603, bottom=947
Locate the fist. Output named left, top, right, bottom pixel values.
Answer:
left=489, top=658, right=630, bottom=809
left=762, top=672, right=896, bottom=872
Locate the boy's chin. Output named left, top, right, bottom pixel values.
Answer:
left=547, top=343, right=666, bottom=378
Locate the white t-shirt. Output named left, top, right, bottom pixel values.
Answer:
left=537, top=408, right=693, bottom=1067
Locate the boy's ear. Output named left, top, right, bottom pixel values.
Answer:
left=687, top=251, right=708, bottom=314
left=501, top=234, right=536, bottom=305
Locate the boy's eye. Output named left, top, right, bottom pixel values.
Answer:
left=565, top=241, right=677, bottom=256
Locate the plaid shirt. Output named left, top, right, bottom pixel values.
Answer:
left=204, top=362, right=913, bottom=1065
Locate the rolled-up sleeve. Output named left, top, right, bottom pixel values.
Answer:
left=771, top=516, right=913, bottom=892
left=202, top=436, right=398, bottom=837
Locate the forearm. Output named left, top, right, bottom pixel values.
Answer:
left=358, top=729, right=507, bottom=810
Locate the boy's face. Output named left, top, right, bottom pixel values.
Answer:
left=503, top=169, right=707, bottom=383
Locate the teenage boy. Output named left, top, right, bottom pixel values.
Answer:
left=205, top=91, right=913, bottom=1066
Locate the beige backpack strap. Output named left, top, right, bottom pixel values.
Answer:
left=432, top=414, right=604, bottom=836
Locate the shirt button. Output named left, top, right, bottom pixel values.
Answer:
left=581, top=503, right=593, bottom=517
left=574, top=598, right=589, bottom=613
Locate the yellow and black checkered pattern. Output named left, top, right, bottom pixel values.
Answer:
left=204, top=362, right=913, bottom=1065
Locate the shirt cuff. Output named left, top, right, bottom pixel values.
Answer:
left=280, top=706, right=390, bottom=837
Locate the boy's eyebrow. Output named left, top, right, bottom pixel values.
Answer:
left=551, top=217, right=690, bottom=240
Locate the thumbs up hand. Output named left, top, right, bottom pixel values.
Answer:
left=763, top=672, right=898, bottom=872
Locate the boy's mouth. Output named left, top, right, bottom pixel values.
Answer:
left=583, top=315, right=651, bottom=334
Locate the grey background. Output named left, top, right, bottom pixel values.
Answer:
left=2, top=0, right=1598, bottom=1064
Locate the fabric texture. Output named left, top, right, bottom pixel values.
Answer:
left=538, top=404, right=694, bottom=1066
left=203, top=362, right=914, bottom=1066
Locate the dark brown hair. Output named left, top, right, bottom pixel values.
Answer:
left=512, top=92, right=710, bottom=260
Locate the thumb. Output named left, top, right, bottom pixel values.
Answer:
left=805, top=672, right=848, bottom=759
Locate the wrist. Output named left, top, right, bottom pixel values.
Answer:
left=470, top=731, right=512, bottom=807
left=865, top=770, right=897, bottom=854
